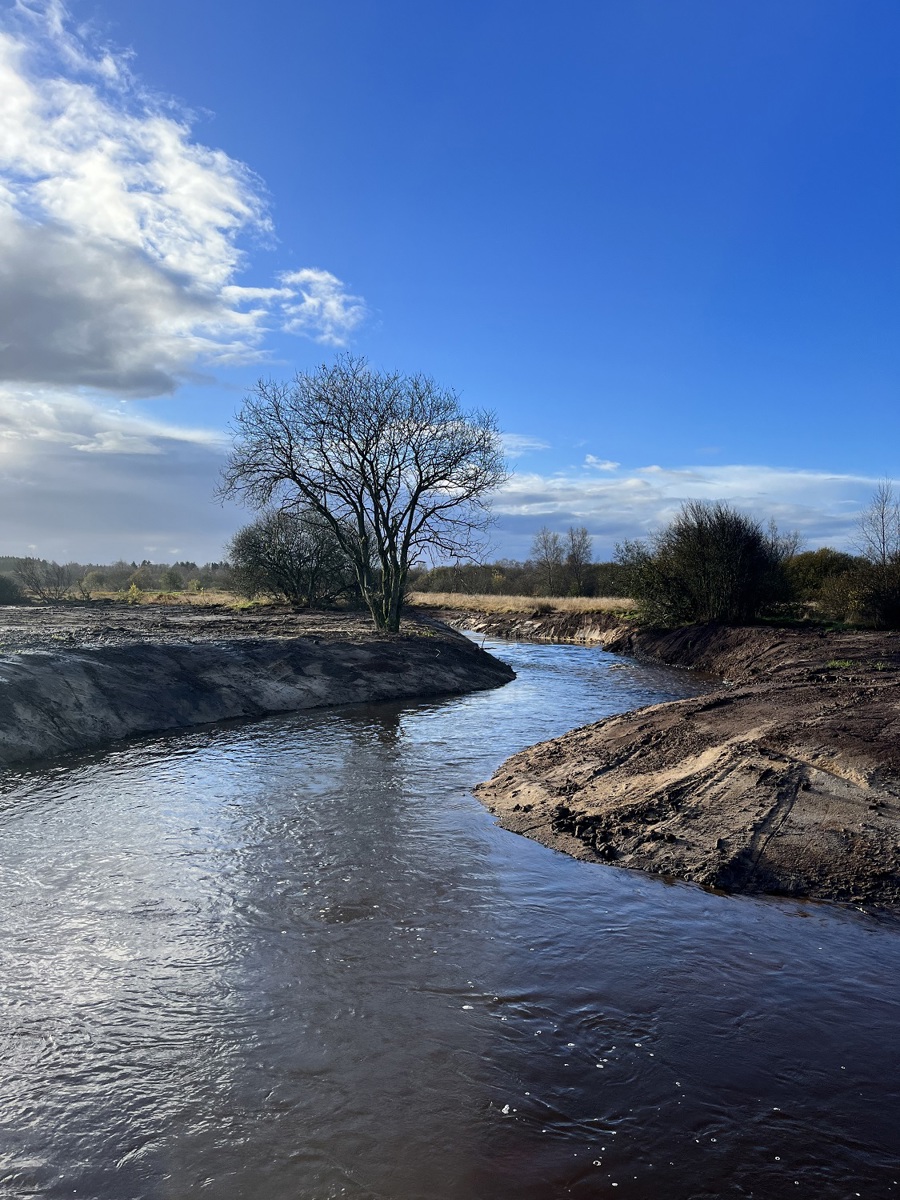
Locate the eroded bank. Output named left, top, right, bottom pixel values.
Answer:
left=0, top=605, right=514, bottom=766
left=435, top=606, right=900, bottom=909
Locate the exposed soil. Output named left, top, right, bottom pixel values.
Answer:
left=0, top=601, right=421, bottom=653
left=0, top=603, right=514, bottom=767
left=432, top=606, right=900, bottom=910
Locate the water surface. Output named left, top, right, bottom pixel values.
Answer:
left=1, top=639, right=898, bottom=1199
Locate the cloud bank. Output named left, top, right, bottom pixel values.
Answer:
left=492, top=462, right=882, bottom=559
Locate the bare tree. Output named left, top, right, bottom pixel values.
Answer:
left=530, top=527, right=564, bottom=594
left=565, top=524, right=593, bottom=595
left=219, top=355, right=508, bottom=631
left=14, top=557, right=74, bottom=601
left=856, top=481, right=900, bottom=568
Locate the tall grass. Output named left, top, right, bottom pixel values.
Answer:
left=407, top=591, right=634, bottom=614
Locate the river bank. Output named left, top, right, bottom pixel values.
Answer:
left=0, top=604, right=514, bottom=767
left=427, top=604, right=900, bottom=909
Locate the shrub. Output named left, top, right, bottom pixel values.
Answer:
left=0, top=573, right=25, bottom=604
left=818, top=562, right=900, bottom=628
left=786, top=548, right=858, bottom=601
left=616, top=501, right=792, bottom=627
left=14, top=557, right=74, bottom=601
left=227, top=509, right=357, bottom=607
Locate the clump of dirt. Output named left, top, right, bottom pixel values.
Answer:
left=467, top=614, right=900, bottom=911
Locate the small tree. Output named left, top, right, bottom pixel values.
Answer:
left=832, top=482, right=900, bottom=628
left=160, top=567, right=184, bottom=592
left=855, top=481, right=900, bottom=568
left=617, top=501, right=792, bottom=626
left=228, top=509, right=356, bottom=606
left=219, top=355, right=508, bottom=632
left=565, top=525, right=593, bottom=595
left=530, top=527, right=564, bottom=595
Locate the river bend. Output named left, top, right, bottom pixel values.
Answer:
left=1, top=638, right=898, bottom=1198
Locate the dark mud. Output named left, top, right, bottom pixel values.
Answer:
left=0, top=604, right=514, bottom=766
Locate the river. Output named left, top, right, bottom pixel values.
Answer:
left=0, top=638, right=898, bottom=1199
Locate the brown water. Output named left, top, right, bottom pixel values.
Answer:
left=0, top=638, right=898, bottom=1200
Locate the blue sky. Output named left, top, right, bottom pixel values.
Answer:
left=0, top=0, right=898, bottom=563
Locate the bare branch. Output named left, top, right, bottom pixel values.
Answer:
left=219, top=355, right=509, bottom=630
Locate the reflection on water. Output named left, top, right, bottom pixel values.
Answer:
left=0, top=639, right=898, bottom=1199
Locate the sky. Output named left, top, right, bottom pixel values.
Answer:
left=0, top=0, right=898, bottom=564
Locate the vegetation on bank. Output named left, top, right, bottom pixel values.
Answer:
left=5, top=483, right=900, bottom=633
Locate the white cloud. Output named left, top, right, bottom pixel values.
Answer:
left=0, top=3, right=368, bottom=397
left=492, top=463, right=887, bottom=557
left=280, top=268, right=368, bottom=347
left=0, top=385, right=224, bottom=455
left=584, top=454, right=620, bottom=471
left=0, top=1, right=371, bottom=559
left=501, top=432, right=551, bottom=458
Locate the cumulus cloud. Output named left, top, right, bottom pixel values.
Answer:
left=280, top=268, right=368, bottom=346
left=0, top=2, right=371, bottom=558
left=584, top=454, right=620, bottom=471
left=0, top=2, right=367, bottom=398
left=492, top=462, right=884, bottom=558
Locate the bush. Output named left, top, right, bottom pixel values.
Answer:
left=0, top=573, right=25, bottom=604
left=616, top=501, right=792, bottom=627
left=786, top=548, right=858, bottom=601
left=227, top=509, right=357, bottom=607
left=817, top=562, right=900, bottom=628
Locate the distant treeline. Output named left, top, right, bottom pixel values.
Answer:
left=0, top=556, right=231, bottom=602
left=409, top=559, right=630, bottom=597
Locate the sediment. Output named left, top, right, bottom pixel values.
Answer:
left=0, top=605, right=514, bottom=767
left=434, top=606, right=900, bottom=910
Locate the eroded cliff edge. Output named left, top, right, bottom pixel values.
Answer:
left=0, top=606, right=514, bottom=767
left=448, top=610, right=900, bottom=909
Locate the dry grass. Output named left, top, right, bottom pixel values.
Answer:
left=407, top=591, right=634, bottom=614
left=85, top=588, right=268, bottom=609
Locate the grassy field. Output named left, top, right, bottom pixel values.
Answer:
left=407, top=592, right=634, bottom=614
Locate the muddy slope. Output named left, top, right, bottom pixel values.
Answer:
left=466, top=613, right=900, bottom=909
left=0, top=608, right=514, bottom=766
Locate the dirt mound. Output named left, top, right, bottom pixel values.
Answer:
left=465, top=614, right=900, bottom=910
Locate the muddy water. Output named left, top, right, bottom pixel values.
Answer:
left=0, top=638, right=898, bottom=1200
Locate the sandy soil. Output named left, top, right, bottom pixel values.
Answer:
left=442, top=608, right=900, bottom=911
